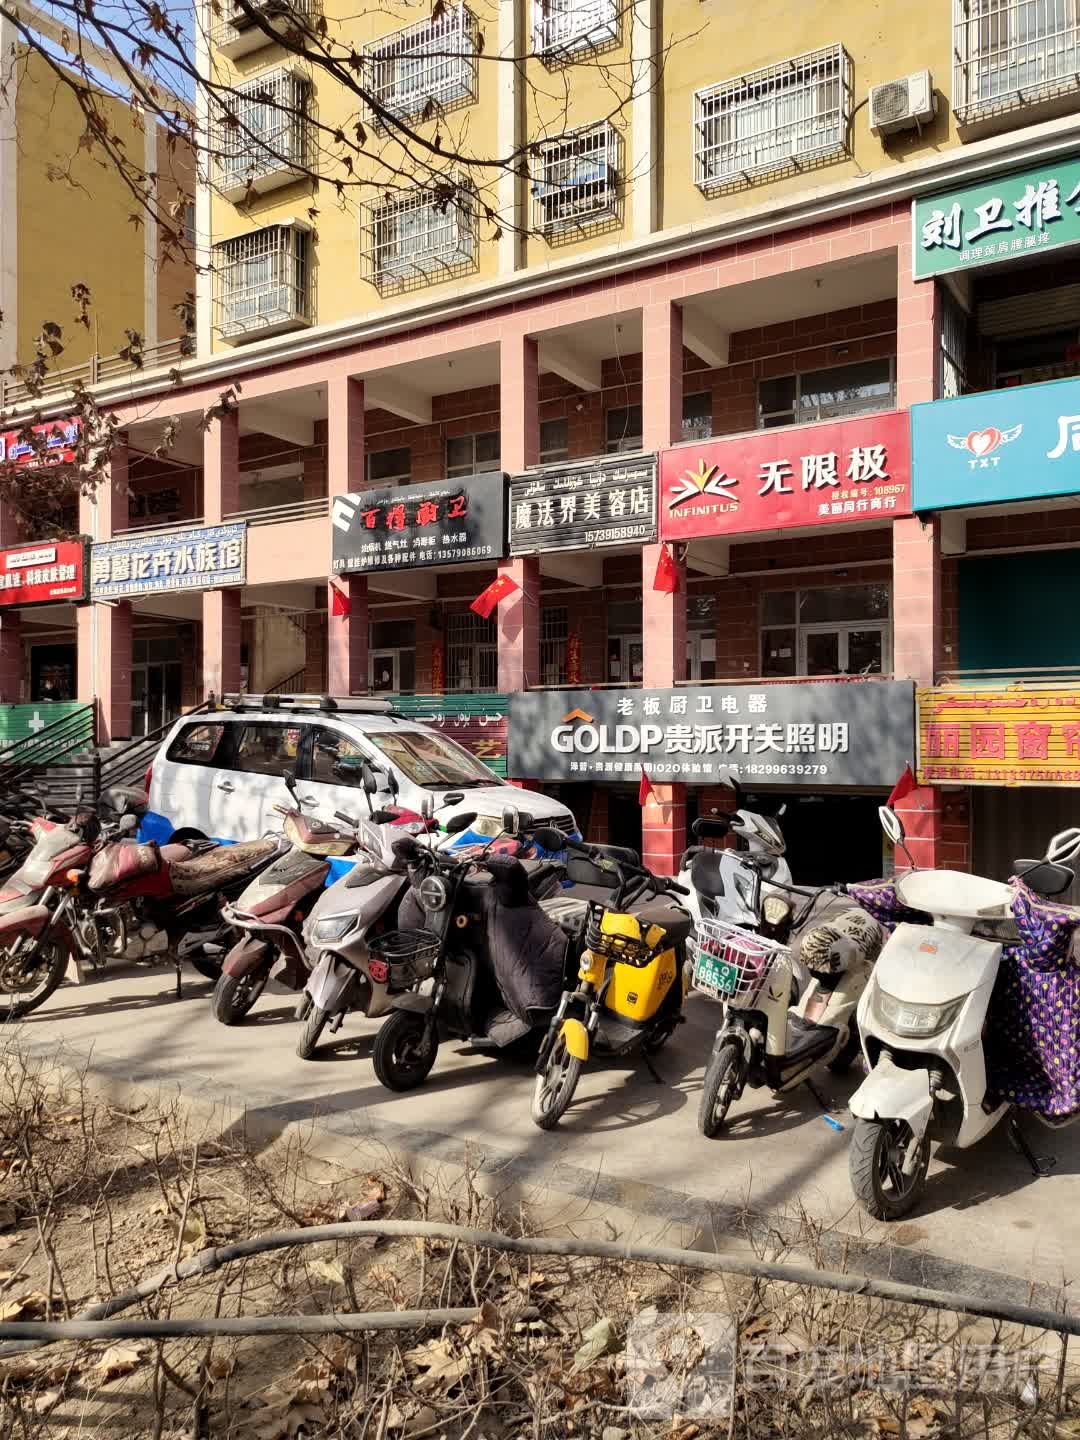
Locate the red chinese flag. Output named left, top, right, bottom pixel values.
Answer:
left=652, top=544, right=679, bottom=594
left=887, top=763, right=916, bottom=809
left=638, top=768, right=655, bottom=806
left=470, top=574, right=519, bottom=620
left=330, top=584, right=351, bottom=619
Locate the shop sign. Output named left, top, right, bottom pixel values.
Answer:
left=90, top=522, right=247, bottom=600
left=911, top=375, right=1080, bottom=510
left=0, top=540, right=87, bottom=606
left=659, top=412, right=911, bottom=541
left=0, top=417, right=80, bottom=467
left=509, top=455, right=656, bottom=553
left=918, top=686, right=1080, bottom=787
left=0, top=703, right=93, bottom=752
left=914, top=155, right=1080, bottom=280
left=332, top=474, right=507, bottom=574
left=509, top=681, right=914, bottom=788
left=393, top=694, right=508, bottom=777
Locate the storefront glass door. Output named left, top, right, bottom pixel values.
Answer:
left=799, top=625, right=887, bottom=676
left=131, top=637, right=183, bottom=736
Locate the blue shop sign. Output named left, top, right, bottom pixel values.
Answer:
left=911, top=376, right=1080, bottom=511
left=90, top=522, right=247, bottom=600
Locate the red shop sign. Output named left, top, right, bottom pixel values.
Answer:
left=0, top=540, right=88, bottom=607
left=0, top=417, right=81, bottom=467
left=658, top=411, right=911, bottom=541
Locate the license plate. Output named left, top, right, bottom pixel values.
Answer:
left=694, top=953, right=740, bottom=998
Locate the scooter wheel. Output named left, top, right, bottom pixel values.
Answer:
left=212, top=970, right=267, bottom=1025
left=296, top=1004, right=331, bottom=1060
left=698, top=1040, right=743, bottom=1138
left=531, top=1033, right=582, bottom=1131
left=373, top=1010, right=438, bottom=1091
left=849, top=1117, right=929, bottom=1221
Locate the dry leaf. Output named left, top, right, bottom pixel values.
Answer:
left=572, top=1317, right=619, bottom=1373
left=149, top=1199, right=171, bottom=1217
left=344, top=1198, right=380, bottom=1222
left=0, top=1357, right=40, bottom=1385
left=247, top=1402, right=324, bottom=1439
left=172, top=1211, right=206, bottom=1252
left=32, top=1388, right=60, bottom=1415
left=0, top=1291, right=48, bottom=1322
left=740, top=1315, right=772, bottom=1341
left=207, top=1354, right=235, bottom=1381
left=53, top=1112, right=82, bottom=1125
left=96, top=1343, right=146, bottom=1380
left=403, top=1336, right=471, bottom=1394
left=0, top=1203, right=16, bottom=1232
left=309, top=1258, right=345, bottom=1287
left=0, top=1235, right=19, bottom=1251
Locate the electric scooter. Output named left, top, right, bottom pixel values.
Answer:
left=848, top=807, right=1080, bottom=1220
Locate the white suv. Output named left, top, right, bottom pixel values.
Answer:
left=142, top=694, right=577, bottom=846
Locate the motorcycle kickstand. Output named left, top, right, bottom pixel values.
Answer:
left=805, top=1078, right=831, bottom=1112
left=174, top=954, right=182, bottom=1001
left=643, top=1052, right=664, bottom=1085
left=1007, top=1112, right=1057, bottom=1177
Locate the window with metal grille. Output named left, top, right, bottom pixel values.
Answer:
left=533, top=0, right=618, bottom=56
left=940, top=288, right=970, bottom=399
left=365, top=4, right=479, bottom=124
left=217, top=68, right=311, bottom=193
left=363, top=184, right=477, bottom=294
left=539, top=418, right=569, bottom=463
left=757, top=359, right=895, bottom=429
left=540, top=605, right=569, bottom=685
left=682, top=392, right=713, bottom=440
left=532, top=122, right=621, bottom=236
left=446, top=611, right=497, bottom=692
left=214, top=225, right=311, bottom=340
left=447, top=432, right=500, bottom=477
left=694, top=45, right=852, bottom=192
left=954, top=0, right=1080, bottom=123
left=605, top=404, right=642, bottom=454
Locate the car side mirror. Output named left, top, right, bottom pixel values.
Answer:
left=360, top=762, right=380, bottom=796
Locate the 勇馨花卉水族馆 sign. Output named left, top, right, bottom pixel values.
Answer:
left=90, top=523, right=247, bottom=600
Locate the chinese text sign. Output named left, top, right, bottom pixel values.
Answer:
left=918, top=687, right=1080, bottom=787
left=0, top=541, right=87, bottom=607
left=332, top=474, right=507, bottom=574
left=509, top=455, right=657, bottom=553
left=90, top=523, right=247, bottom=600
left=658, top=412, right=911, bottom=541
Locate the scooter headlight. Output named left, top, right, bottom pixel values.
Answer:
left=311, top=913, right=358, bottom=943
left=873, top=988, right=965, bottom=1039
left=418, top=874, right=451, bottom=912
left=762, top=896, right=792, bottom=928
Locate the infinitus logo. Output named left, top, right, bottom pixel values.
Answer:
left=552, top=708, right=663, bottom=754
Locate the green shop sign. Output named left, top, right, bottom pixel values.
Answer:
left=392, top=694, right=508, bottom=777
left=913, top=155, right=1080, bottom=280
left=0, top=702, right=93, bottom=752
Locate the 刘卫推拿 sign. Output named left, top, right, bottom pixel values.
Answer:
left=332, top=474, right=507, bottom=574
left=918, top=686, right=1080, bottom=787
left=509, top=681, right=915, bottom=788
left=914, top=155, right=1080, bottom=279
left=90, top=523, right=247, bottom=600
left=509, top=455, right=656, bottom=553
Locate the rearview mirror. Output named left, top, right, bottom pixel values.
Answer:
left=445, top=811, right=478, bottom=835
left=420, top=794, right=433, bottom=821
left=502, top=806, right=519, bottom=836
left=533, top=827, right=566, bottom=853
left=1045, top=827, right=1080, bottom=865
left=878, top=805, right=905, bottom=846
left=284, top=770, right=297, bottom=794
left=692, top=815, right=730, bottom=840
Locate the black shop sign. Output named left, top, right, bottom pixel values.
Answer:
left=509, top=454, right=657, bottom=554
left=331, top=473, right=508, bottom=574
left=509, top=681, right=916, bottom=788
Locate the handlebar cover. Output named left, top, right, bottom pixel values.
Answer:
left=391, top=836, right=423, bottom=864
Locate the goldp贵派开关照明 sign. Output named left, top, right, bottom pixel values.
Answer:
left=919, top=686, right=1080, bottom=787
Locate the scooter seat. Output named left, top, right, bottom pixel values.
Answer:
left=785, top=1013, right=838, bottom=1066
left=538, top=894, right=590, bottom=938
left=690, top=849, right=727, bottom=900
left=634, top=899, right=695, bottom=949
left=169, top=837, right=278, bottom=895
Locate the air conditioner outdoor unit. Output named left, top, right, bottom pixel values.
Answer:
left=869, top=70, right=936, bottom=136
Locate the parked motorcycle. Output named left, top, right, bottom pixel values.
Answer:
left=695, top=889, right=886, bottom=1138
left=847, top=808, right=1080, bottom=1220
left=369, top=811, right=571, bottom=1091
left=530, top=831, right=693, bottom=1131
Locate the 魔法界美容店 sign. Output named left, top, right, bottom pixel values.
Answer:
left=919, top=687, right=1080, bottom=787
left=90, top=523, right=247, bottom=600
left=659, top=412, right=910, bottom=541
left=509, top=681, right=915, bottom=788
left=911, top=374, right=1080, bottom=510
left=914, top=155, right=1080, bottom=280
left=509, top=455, right=656, bottom=553
left=332, top=474, right=507, bottom=574
left=0, top=541, right=88, bottom=607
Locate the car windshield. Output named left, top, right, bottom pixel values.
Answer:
left=367, top=730, right=495, bottom=787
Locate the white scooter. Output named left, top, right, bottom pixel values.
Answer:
left=848, top=807, right=1080, bottom=1220
left=678, top=789, right=795, bottom=949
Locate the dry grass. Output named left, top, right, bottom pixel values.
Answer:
left=0, top=1039, right=1077, bottom=1439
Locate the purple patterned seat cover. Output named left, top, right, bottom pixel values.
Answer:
left=848, top=877, right=1080, bottom=1121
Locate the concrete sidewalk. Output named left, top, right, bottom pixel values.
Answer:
left=13, top=963, right=1079, bottom=1306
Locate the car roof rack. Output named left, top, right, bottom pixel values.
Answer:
left=219, top=692, right=400, bottom=717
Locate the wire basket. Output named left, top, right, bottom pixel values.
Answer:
left=693, top=917, right=789, bottom=1006
left=367, top=928, right=441, bottom=988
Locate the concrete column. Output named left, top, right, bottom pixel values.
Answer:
left=642, top=300, right=683, bottom=452
left=500, top=332, right=539, bottom=474
left=496, top=0, right=522, bottom=273
left=896, top=264, right=940, bottom=410
left=326, top=376, right=367, bottom=696
left=77, top=440, right=130, bottom=739
left=642, top=786, right=686, bottom=878
left=202, top=588, right=242, bottom=701
left=642, top=542, right=686, bottom=688
left=203, top=409, right=240, bottom=524
left=497, top=555, right=539, bottom=695
left=328, top=576, right=368, bottom=695
left=892, top=515, right=941, bottom=688
left=630, top=0, right=659, bottom=239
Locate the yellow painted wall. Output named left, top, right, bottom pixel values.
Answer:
left=661, top=0, right=954, bottom=228
left=15, top=49, right=146, bottom=367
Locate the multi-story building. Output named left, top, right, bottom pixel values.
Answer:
left=8, top=0, right=1080, bottom=881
